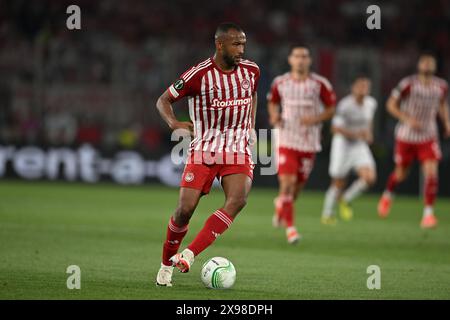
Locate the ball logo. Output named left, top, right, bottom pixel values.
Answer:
left=241, top=79, right=250, bottom=90
left=184, top=172, right=194, bottom=182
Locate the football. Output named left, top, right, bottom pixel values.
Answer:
left=200, top=257, right=236, bottom=289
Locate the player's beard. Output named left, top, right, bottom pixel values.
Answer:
left=223, top=52, right=238, bottom=68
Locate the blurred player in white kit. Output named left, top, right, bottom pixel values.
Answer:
left=321, top=77, right=377, bottom=224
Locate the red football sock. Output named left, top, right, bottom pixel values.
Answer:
left=280, top=194, right=294, bottom=227
left=424, top=176, right=438, bottom=207
left=162, top=217, right=188, bottom=266
left=386, top=172, right=399, bottom=193
left=187, top=209, right=234, bottom=257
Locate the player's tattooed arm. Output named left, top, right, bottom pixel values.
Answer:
left=156, top=90, right=194, bottom=136
left=386, top=96, right=421, bottom=130
left=438, top=100, right=450, bottom=138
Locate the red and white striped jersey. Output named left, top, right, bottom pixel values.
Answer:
left=267, top=72, right=336, bottom=152
left=391, top=75, right=448, bottom=143
left=167, top=57, right=260, bottom=160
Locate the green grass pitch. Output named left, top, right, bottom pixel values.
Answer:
left=1, top=180, right=449, bottom=299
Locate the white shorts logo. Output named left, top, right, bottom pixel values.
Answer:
left=279, top=154, right=286, bottom=164
left=185, top=172, right=194, bottom=182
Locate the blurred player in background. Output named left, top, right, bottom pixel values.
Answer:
left=155, top=23, right=260, bottom=286
left=321, top=77, right=377, bottom=225
left=267, top=45, right=336, bottom=244
left=378, top=54, right=450, bottom=228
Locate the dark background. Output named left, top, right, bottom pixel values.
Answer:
left=0, top=0, right=449, bottom=195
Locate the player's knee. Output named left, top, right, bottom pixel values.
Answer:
left=362, top=171, right=376, bottom=186
left=422, top=162, right=438, bottom=178
left=174, top=203, right=196, bottom=224
left=225, top=196, right=248, bottom=214
left=279, top=175, right=297, bottom=192
left=280, top=182, right=296, bottom=196
left=234, top=197, right=248, bottom=211
left=424, top=172, right=438, bottom=181
left=365, top=175, right=376, bottom=186
left=395, top=167, right=408, bottom=182
left=332, top=179, right=346, bottom=190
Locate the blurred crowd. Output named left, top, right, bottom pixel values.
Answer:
left=1, top=0, right=449, bottom=154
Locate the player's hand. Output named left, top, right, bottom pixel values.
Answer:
left=170, top=121, right=194, bottom=137
left=300, top=116, right=318, bottom=126
left=269, top=113, right=282, bottom=127
left=360, top=130, right=373, bottom=144
left=351, top=130, right=365, bottom=141
left=444, top=122, right=450, bottom=138
left=249, top=128, right=257, bottom=146
left=404, top=117, right=422, bottom=130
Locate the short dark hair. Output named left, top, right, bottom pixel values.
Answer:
left=418, top=51, right=436, bottom=60
left=353, top=74, right=370, bottom=82
left=215, top=22, right=243, bottom=39
left=288, top=44, right=309, bottom=55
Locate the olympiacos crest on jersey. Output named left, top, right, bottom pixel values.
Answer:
left=241, top=79, right=250, bottom=90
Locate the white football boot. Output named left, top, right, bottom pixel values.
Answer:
left=156, top=264, right=174, bottom=287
